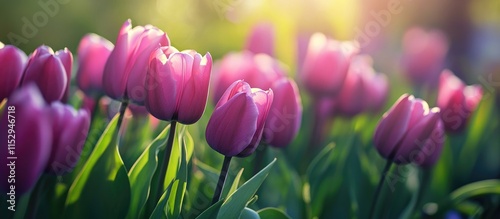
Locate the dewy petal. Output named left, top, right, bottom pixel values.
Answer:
left=373, top=94, right=414, bottom=159
left=206, top=93, right=259, bottom=157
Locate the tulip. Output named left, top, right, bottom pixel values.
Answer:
left=402, top=27, right=448, bottom=87
left=206, top=80, right=273, bottom=157
left=300, top=33, right=359, bottom=97
left=212, top=51, right=285, bottom=103
left=57, top=48, right=74, bottom=102
left=46, top=102, right=90, bottom=175
left=373, top=94, right=443, bottom=165
left=245, top=22, right=275, bottom=56
left=414, top=120, right=445, bottom=168
left=437, top=69, right=483, bottom=133
left=263, top=78, right=302, bottom=148
left=103, top=19, right=170, bottom=104
left=366, top=73, right=389, bottom=113
left=145, top=46, right=212, bottom=124
left=0, top=42, right=27, bottom=100
left=76, top=33, right=114, bottom=97
left=0, top=84, right=52, bottom=195
left=21, top=45, right=72, bottom=103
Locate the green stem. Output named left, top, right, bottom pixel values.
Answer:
left=25, top=175, right=48, bottom=219
left=212, top=156, right=232, bottom=204
left=415, top=168, right=432, bottom=215
left=154, top=121, right=177, bottom=204
left=369, top=160, right=393, bottom=219
left=116, top=100, right=129, bottom=132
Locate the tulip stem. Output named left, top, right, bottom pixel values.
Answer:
left=369, top=160, right=393, bottom=219
left=25, top=174, right=48, bottom=219
left=116, top=100, right=129, bottom=132
left=154, top=121, right=177, bottom=204
left=212, top=156, right=232, bottom=204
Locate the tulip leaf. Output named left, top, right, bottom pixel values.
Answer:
left=257, top=207, right=291, bottom=219
left=126, top=125, right=170, bottom=219
left=450, top=179, right=500, bottom=205
left=195, top=199, right=224, bottom=219
left=166, top=132, right=189, bottom=219
left=64, top=115, right=131, bottom=219
left=149, top=181, right=174, bottom=219
left=216, top=158, right=276, bottom=219
left=224, top=168, right=244, bottom=198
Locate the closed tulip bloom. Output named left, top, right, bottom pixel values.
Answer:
left=263, top=78, right=302, bottom=148
left=76, top=33, right=114, bottom=97
left=300, top=33, right=359, bottom=97
left=414, top=120, right=445, bottom=168
left=373, top=94, right=442, bottom=165
left=56, top=48, right=74, bottom=102
left=212, top=51, right=285, bottom=103
left=245, top=22, right=275, bottom=56
left=21, top=45, right=71, bottom=103
left=366, top=73, right=389, bottom=113
left=103, top=19, right=170, bottom=104
left=145, top=46, right=212, bottom=124
left=46, top=102, right=90, bottom=175
left=0, top=85, right=52, bottom=194
left=402, top=27, right=448, bottom=87
left=0, top=42, right=27, bottom=100
left=437, top=70, right=483, bottom=133
left=206, top=80, right=273, bottom=157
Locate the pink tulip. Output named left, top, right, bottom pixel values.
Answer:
left=402, top=27, right=448, bottom=87
left=437, top=70, right=483, bottom=133
left=373, top=94, right=444, bottom=165
left=21, top=45, right=72, bottom=103
left=0, top=42, right=27, bottom=100
left=245, top=22, right=275, bottom=56
left=300, top=33, right=359, bottom=97
left=145, top=46, right=212, bottom=124
left=103, top=19, right=170, bottom=104
left=56, top=48, right=74, bottom=102
left=206, top=80, right=273, bottom=157
left=414, top=121, right=445, bottom=168
left=212, top=51, right=285, bottom=103
left=46, top=102, right=90, bottom=175
left=262, top=78, right=302, bottom=148
left=76, top=33, right=114, bottom=97
left=0, top=85, right=52, bottom=194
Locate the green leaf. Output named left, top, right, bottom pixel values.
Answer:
left=224, top=168, right=244, bottom=198
left=126, top=125, right=170, bottom=219
left=195, top=199, right=224, bottom=219
left=64, top=115, right=131, bottom=219
left=240, top=207, right=261, bottom=219
left=257, top=207, right=291, bottom=219
left=217, top=158, right=277, bottom=219
left=450, top=179, right=500, bottom=204
left=149, top=181, right=174, bottom=219
left=166, top=134, right=189, bottom=219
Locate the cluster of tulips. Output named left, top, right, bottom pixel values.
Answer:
left=0, top=18, right=485, bottom=218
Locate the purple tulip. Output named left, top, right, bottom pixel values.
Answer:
left=402, top=27, right=448, bottom=87
left=212, top=51, right=285, bottom=103
left=437, top=70, right=483, bottom=133
left=0, top=85, right=52, bottom=195
left=56, top=48, right=74, bottom=102
left=245, top=22, right=275, bottom=56
left=414, top=120, right=445, bottom=168
left=300, top=33, right=359, bottom=97
left=21, top=45, right=72, bottom=103
left=263, top=78, right=302, bottom=148
left=103, top=19, right=170, bottom=104
left=206, top=80, right=274, bottom=157
left=76, top=33, right=114, bottom=97
left=373, top=94, right=444, bottom=165
left=0, top=42, right=27, bottom=100
left=145, top=46, right=212, bottom=124
left=46, top=102, right=90, bottom=175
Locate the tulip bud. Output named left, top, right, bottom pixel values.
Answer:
left=212, top=51, right=284, bottom=103
left=437, top=70, right=482, bottom=133
left=300, top=33, right=359, bottom=97
left=206, top=80, right=273, bottom=157
left=402, top=27, right=448, bottom=87
left=145, top=47, right=212, bottom=124
left=56, top=48, right=74, bottom=102
left=76, top=33, right=114, bottom=97
left=46, top=102, right=90, bottom=175
left=245, top=22, right=275, bottom=56
left=103, top=19, right=170, bottom=104
left=21, top=45, right=71, bottom=103
left=414, top=120, right=445, bottom=168
left=0, top=43, right=27, bottom=100
left=373, top=94, right=444, bottom=165
left=0, top=84, right=52, bottom=195
left=263, top=78, right=302, bottom=148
